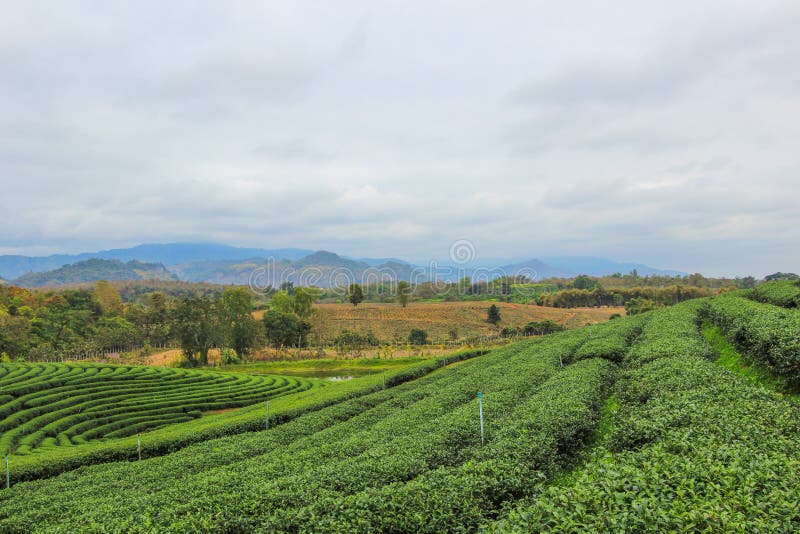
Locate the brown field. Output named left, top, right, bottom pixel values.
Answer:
left=142, top=302, right=623, bottom=366
left=257, top=301, right=624, bottom=344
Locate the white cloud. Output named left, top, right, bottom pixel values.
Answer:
left=0, top=0, right=798, bottom=276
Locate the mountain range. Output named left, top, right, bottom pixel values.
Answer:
left=1, top=243, right=685, bottom=288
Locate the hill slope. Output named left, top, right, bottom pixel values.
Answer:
left=2, top=298, right=799, bottom=530
left=12, top=259, right=176, bottom=287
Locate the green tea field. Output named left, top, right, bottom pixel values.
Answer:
left=0, top=282, right=799, bottom=531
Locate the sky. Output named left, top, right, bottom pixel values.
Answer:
left=1, top=1, right=798, bottom=277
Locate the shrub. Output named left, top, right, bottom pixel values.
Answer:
left=408, top=328, right=428, bottom=345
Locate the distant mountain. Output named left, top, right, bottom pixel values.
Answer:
left=539, top=256, right=686, bottom=277
left=170, top=258, right=294, bottom=286
left=293, top=250, right=366, bottom=271
left=172, top=251, right=427, bottom=287
left=353, top=257, right=411, bottom=267
left=12, top=259, right=176, bottom=287
left=0, top=243, right=686, bottom=287
left=0, top=243, right=313, bottom=279
left=498, top=259, right=574, bottom=280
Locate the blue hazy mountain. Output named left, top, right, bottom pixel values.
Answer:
left=539, top=256, right=686, bottom=277
left=0, top=243, right=686, bottom=284
left=12, top=259, right=176, bottom=287
left=0, top=243, right=314, bottom=279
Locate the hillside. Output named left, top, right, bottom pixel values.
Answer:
left=0, top=242, right=685, bottom=284
left=301, top=301, right=622, bottom=342
left=11, top=258, right=176, bottom=287
left=0, top=243, right=313, bottom=280
left=1, top=297, right=799, bottom=530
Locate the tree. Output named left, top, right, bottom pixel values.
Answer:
left=269, top=291, right=294, bottom=314
left=292, top=287, right=316, bottom=320
left=279, top=281, right=295, bottom=295
left=736, top=276, right=757, bottom=289
left=144, top=292, right=171, bottom=346
left=396, top=281, right=411, bottom=308
left=409, top=328, right=428, bottom=345
left=0, top=315, right=31, bottom=358
left=625, top=297, right=662, bottom=316
left=263, top=310, right=310, bottom=348
left=94, top=316, right=139, bottom=350
left=487, top=304, right=501, bottom=326
left=220, top=287, right=259, bottom=358
left=174, top=296, right=220, bottom=366
left=348, top=284, right=364, bottom=307
left=571, top=275, right=598, bottom=291
left=764, top=272, right=799, bottom=282
left=94, top=281, right=123, bottom=316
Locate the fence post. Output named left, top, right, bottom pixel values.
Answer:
left=478, top=392, right=484, bottom=445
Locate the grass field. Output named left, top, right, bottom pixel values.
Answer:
left=298, top=301, right=623, bottom=342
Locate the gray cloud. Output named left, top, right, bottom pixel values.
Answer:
left=0, top=1, right=798, bottom=277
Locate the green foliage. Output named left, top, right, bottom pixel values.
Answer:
left=487, top=304, right=501, bottom=325
left=219, top=348, right=241, bottom=365
left=750, top=280, right=800, bottom=308
left=220, top=288, right=259, bottom=357
left=572, top=314, right=646, bottom=363
left=348, top=283, right=364, bottom=307
left=522, top=320, right=565, bottom=336
left=4, top=297, right=800, bottom=531
left=396, top=280, right=411, bottom=307
left=493, top=356, right=800, bottom=532
left=408, top=328, right=428, bottom=345
left=625, top=300, right=713, bottom=366
left=333, top=329, right=379, bottom=350
left=537, top=285, right=709, bottom=308
left=624, top=296, right=662, bottom=315
left=262, top=310, right=310, bottom=348
left=2, top=350, right=484, bottom=485
left=0, top=334, right=604, bottom=531
left=267, top=291, right=294, bottom=314
left=702, top=294, right=800, bottom=380
left=174, top=296, right=220, bottom=365
left=291, top=287, right=317, bottom=320
left=701, top=322, right=796, bottom=395
left=764, top=272, right=799, bottom=282
left=571, top=274, right=598, bottom=290
left=0, top=363, right=320, bottom=457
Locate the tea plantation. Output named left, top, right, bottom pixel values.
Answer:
left=1, top=289, right=799, bottom=531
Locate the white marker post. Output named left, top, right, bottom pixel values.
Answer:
left=477, top=391, right=485, bottom=445
left=137, top=434, right=141, bottom=461
left=265, top=400, right=269, bottom=431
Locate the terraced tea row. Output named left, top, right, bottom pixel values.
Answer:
left=748, top=280, right=800, bottom=308
left=0, top=320, right=643, bottom=531
left=0, top=363, right=318, bottom=455
left=7, top=298, right=799, bottom=531
left=703, top=292, right=800, bottom=380
left=493, top=299, right=800, bottom=531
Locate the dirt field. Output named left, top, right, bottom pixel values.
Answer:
left=257, top=301, right=624, bottom=344
left=143, top=302, right=623, bottom=366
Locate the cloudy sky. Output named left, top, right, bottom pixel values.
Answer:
left=1, top=1, right=798, bottom=276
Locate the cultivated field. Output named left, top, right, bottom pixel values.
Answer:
left=0, top=364, right=319, bottom=456
left=2, top=283, right=800, bottom=531
left=301, top=301, right=623, bottom=342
